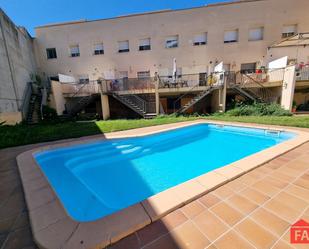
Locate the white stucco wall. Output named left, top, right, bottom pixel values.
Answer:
left=281, top=65, right=296, bottom=111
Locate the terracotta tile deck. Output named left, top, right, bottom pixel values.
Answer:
left=108, top=142, right=309, bottom=249
left=0, top=125, right=308, bottom=249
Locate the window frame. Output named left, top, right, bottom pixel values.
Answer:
left=93, top=43, right=104, bottom=55
left=139, top=38, right=151, bottom=51
left=118, top=40, right=130, bottom=53
left=193, top=33, right=207, bottom=46
left=240, top=63, right=257, bottom=74
left=46, top=48, right=57, bottom=59
left=282, top=25, right=297, bottom=39
left=137, top=71, right=151, bottom=79
left=165, top=35, right=179, bottom=48
left=248, top=27, right=264, bottom=41
left=224, top=30, right=239, bottom=44
left=69, top=45, right=80, bottom=57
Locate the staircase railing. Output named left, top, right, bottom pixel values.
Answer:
left=172, top=72, right=224, bottom=112
left=231, top=70, right=281, bottom=102
left=172, top=83, right=202, bottom=112
left=125, top=94, right=147, bottom=113
left=64, top=80, right=99, bottom=115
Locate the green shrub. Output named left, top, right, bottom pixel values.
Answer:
left=225, top=103, right=292, bottom=116
left=42, top=105, right=58, bottom=121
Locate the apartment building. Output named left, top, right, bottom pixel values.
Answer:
left=34, top=0, right=309, bottom=81
left=0, top=0, right=309, bottom=123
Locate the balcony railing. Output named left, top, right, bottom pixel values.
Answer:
left=233, top=68, right=285, bottom=86
left=104, top=77, right=156, bottom=92
left=296, top=67, right=309, bottom=81
left=61, top=80, right=100, bottom=96
left=58, top=68, right=288, bottom=96
left=158, top=72, right=226, bottom=89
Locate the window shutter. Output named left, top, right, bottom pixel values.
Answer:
left=94, top=43, right=104, bottom=51
left=166, top=36, right=178, bottom=42
left=70, top=45, right=79, bottom=54
left=140, top=38, right=150, bottom=46
left=118, top=41, right=129, bottom=50
left=193, top=33, right=207, bottom=43
left=249, top=28, right=263, bottom=41
left=282, top=25, right=297, bottom=34
left=137, top=71, right=150, bottom=79
left=166, top=35, right=178, bottom=48
left=224, top=30, right=238, bottom=42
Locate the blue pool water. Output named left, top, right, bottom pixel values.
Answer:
left=35, top=124, right=294, bottom=222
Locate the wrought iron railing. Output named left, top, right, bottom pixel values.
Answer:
left=172, top=72, right=225, bottom=112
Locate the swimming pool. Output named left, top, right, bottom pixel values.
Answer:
left=34, top=123, right=294, bottom=222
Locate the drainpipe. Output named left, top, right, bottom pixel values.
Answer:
left=0, top=12, right=19, bottom=111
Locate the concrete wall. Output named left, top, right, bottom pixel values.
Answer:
left=267, top=46, right=309, bottom=65
left=281, top=65, right=296, bottom=111
left=34, top=0, right=309, bottom=81
left=50, top=80, right=66, bottom=115
left=0, top=9, right=37, bottom=124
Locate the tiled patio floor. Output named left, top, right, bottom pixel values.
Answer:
left=0, top=135, right=308, bottom=249
left=108, top=142, right=309, bottom=249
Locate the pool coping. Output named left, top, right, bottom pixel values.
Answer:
left=16, top=120, right=309, bottom=249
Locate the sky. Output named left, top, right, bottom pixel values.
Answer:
left=0, top=0, right=231, bottom=35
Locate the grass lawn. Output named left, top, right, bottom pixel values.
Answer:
left=0, top=115, right=308, bottom=149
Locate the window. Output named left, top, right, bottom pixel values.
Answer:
left=118, top=71, right=128, bottom=79
left=249, top=27, right=264, bottom=41
left=46, top=48, right=57, bottom=59
left=240, top=63, right=256, bottom=74
left=139, top=38, right=151, bottom=51
left=94, top=43, right=104, bottom=55
left=166, top=35, right=178, bottom=48
left=224, top=30, right=238, bottom=43
left=193, top=33, right=207, bottom=46
left=78, top=75, right=89, bottom=84
left=137, top=71, right=150, bottom=79
left=282, top=25, right=297, bottom=38
left=70, top=45, right=80, bottom=57
left=118, top=40, right=129, bottom=53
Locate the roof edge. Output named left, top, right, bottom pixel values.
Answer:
left=35, top=0, right=264, bottom=30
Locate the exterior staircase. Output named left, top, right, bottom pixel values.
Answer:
left=26, top=93, right=41, bottom=124
left=112, top=93, right=156, bottom=118
left=232, top=85, right=261, bottom=102
left=22, top=82, right=42, bottom=124
left=65, top=94, right=98, bottom=116
left=176, top=85, right=220, bottom=114
left=229, top=72, right=274, bottom=103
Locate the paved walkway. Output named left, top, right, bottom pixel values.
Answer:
left=0, top=136, right=308, bottom=249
